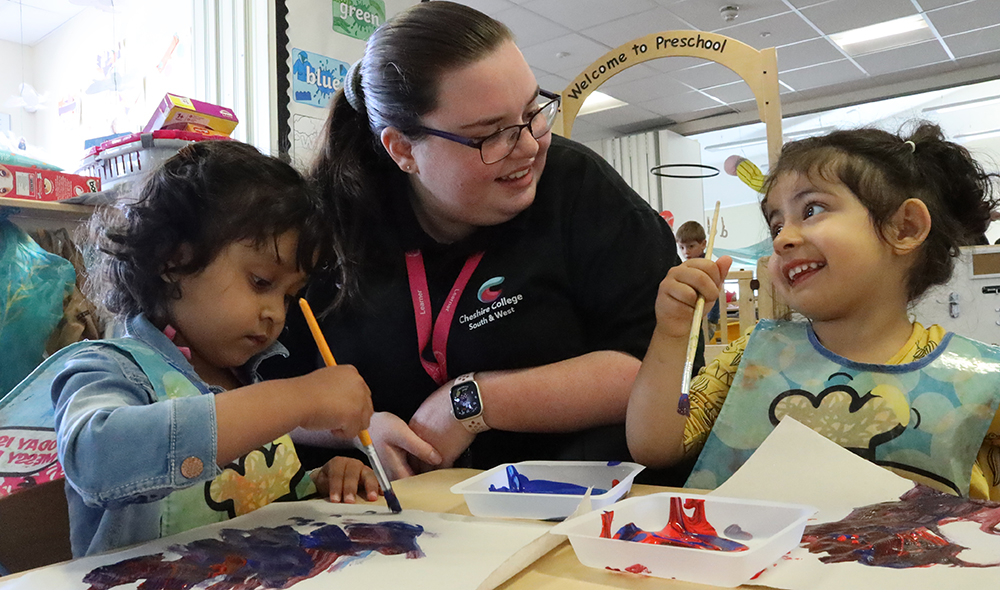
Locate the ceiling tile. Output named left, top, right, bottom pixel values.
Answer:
left=644, top=55, right=708, bottom=73
left=800, top=0, right=918, bottom=35
left=0, top=0, right=85, bottom=45
left=579, top=7, right=690, bottom=47
left=925, top=0, right=1000, bottom=37
left=579, top=103, right=662, bottom=128
left=853, top=39, right=951, bottom=76
left=669, top=62, right=743, bottom=89
left=454, top=0, right=520, bottom=14
left=782, top=0, right=835, bottom=8
left=943, top=23, right=1000, bottom=57
left=520, top=33, right=612, bottom=74
left=702, top=81, right=758, bottom=104
left=533, top=70, right=573, bottom=93
left=732, top=98, right=766, bottom=114
left=672, top=104, right=736, bottom=124
left=520, top=0, right=659, bottom=31
left=778, top=59, right=866, bottom=90
left=563, top=117, right=615, bottom=143
left=917, top=0, right=974, bottom=9
left=595, top=62, right=662, bottom=85
left=716, top=11, right=822, bottom=49
left=776, top=38, right=846, bottom=71
left=660, top=0, right=793, bottom=32
left=495, top=5, right=571, bottom=49
left=600, top=70, right=692, bottom=103
left=641, top=91, right=725, bottom=116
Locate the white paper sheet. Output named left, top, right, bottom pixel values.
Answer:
left=0, top=501, right=552, bottom=590
left=714, top=417, right=1000, bottom=589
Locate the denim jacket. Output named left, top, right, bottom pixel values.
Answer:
left=52, top=314, right=289, bottom=557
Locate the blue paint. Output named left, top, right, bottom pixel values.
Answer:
left=488, top=465, right=608, bottom=495
left=82, top=519, right=425, bottom=590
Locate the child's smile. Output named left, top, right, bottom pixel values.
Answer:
left=764, top=171, right=904, bottom=324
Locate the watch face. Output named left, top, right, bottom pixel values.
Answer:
left=451, top=382, right=482, bottom=420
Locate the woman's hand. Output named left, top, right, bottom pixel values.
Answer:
left=407, top=382, right=476, bottom=473
left=311, top=456, right=380, bottom=503
left=367, top=411, right=443, bottom=480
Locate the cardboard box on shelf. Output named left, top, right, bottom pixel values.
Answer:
left=0, top=163, right=101, bottom=202
left=143, top=93, right=239, bottom=136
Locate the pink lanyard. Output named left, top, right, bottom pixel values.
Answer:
left=404, top=250, right=484, bottom=386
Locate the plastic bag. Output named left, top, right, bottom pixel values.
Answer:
left=0, top=218, right=76, bottom=396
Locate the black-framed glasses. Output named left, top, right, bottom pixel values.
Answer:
left=417, top=89, right=561, bottom=165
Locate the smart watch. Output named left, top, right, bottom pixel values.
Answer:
left=450, top=373, right=489, bottom=433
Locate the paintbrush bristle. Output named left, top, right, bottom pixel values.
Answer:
left=384, top=489, right=402, bottom=513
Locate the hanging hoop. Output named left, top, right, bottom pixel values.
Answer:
left=650, top=163, right=720, bottom=179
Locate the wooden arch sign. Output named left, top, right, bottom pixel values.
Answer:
left=555, top=30, right=782, bottom=167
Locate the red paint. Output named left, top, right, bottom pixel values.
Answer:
left=602, top=498, right=748, bottom=552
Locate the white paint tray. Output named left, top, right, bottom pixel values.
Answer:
left=450, top=460, right=644, bottom=520
left=551, top=492, right=816, bottom=587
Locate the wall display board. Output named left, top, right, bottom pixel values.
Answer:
left=557, top=30, right=782, bottom=168
left=274, top=0, right=417, bottom=169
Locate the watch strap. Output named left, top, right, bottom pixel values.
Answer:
left=452, top=373, right=489, bottom=433
left=462, top=416, right=490, bottom=433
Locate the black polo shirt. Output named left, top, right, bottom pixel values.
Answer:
left=264, top=135, right=697, bottom=473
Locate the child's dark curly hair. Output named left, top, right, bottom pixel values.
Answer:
left=762, top=122, right=999, bottom=302
left=84, top=140, right=331, bottom=323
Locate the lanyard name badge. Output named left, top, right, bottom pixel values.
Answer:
left=404, top=250, right=484, bottom=386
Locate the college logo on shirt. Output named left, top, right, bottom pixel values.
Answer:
left=477, top=277, right=504, bottom=303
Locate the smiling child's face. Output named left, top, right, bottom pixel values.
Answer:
left=764, top=171, right=901, bottom=322
left=166, top=231, right=308, bottom=374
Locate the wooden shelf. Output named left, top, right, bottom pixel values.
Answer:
left=0, top=197, right=94, bottom=222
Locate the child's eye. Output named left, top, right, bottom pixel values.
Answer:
left=804, top=203, right=826, bottom=218
left=250, top=275, right=272, bottom=289
left=770, top=223, right=783, bottom=239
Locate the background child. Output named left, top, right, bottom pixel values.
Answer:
left=46, top=141, right=376, bottom=557
left=628, top=123, right=1000, bottom=500
left=675, top=220, right=707, bottom=261
left=675, top=220, right=721, bottom=332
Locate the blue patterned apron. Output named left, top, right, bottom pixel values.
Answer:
left=687, top=320, right=1000, bottom=496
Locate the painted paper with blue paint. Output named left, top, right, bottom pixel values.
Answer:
left=291, top=49, right=349, bottom=109
left=0, top=502, right=553, bottom=590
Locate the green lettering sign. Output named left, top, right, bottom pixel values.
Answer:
left=332, top=0, right=385, bottom=41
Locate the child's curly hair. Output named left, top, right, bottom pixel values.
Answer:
left=762, top=122, right=999, bottom=301
left=84, top=140, right=331, bottom=323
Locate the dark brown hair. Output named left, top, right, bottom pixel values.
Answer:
left=762, top=122, right=998, bottom=301
left=310, top=1, right=513, bottom=309
left=675, top=220, right=707, bottom=243
left=85, top=140, right=329, bottom=322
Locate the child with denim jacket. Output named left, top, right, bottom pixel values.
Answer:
left=47, top=141, right=376, bottom=556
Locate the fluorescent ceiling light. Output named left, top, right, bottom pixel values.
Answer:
left=705, top=136, right=768, bottom=151
left=954, top=128, right=1000, bottom=142
left=578, top=91, right=627, bottom=116
left=922, top=96, right=1000, bottom=114
left=830, top=14, right=931, bottom=56
left=784, top=126, right=836, bottom=141
left=831, top=14, right=928, bottom=47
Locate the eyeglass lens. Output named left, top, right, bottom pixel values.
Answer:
left=480, top=97, right=560, bottom=164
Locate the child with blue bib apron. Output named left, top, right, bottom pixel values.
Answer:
left=627, top=123, right=1000, bottom=500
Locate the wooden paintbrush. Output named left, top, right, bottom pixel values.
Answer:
left=298, top=298, right=402, bottom=513
left=678, top=201, right=722, bottom=416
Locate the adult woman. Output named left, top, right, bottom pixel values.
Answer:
left=264, top=2, right=689, bottom=480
